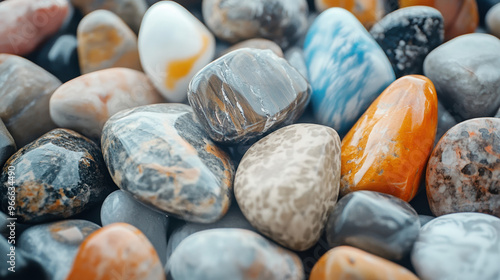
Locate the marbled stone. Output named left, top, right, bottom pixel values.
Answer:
left=0, top=129, right=114, bottom=223
left=435, top=101, right=457, bottom=146
left=203, top=0, right=308, bottom=49
left=325, top=191, right=420, bottom=260
left=188, top=48, right=311, bottom=144
left=219, top=38, right=284, bottom=58
left=101, top=104, right=234, bottom=223
left=234, top=124, right=340, bottom=251
left=0, top=0, right=69, bottom=55
left=304, top=8, right=395, bottom=136
left=101, top=190, right=169, bottom=265
left=478, top=0, right=500, bottom=26
left=78, top=10, right=142, bottom=74
left=487, top=3, right=500, bottom=38
left=0, top=54, right=60, bottom=147
left=370, top=6, right=444, bottom=77
left=0, top=119, right=15, bottom=169
left=285, top=47, right=309, bottom=79
left=18, top=220, right=100, bottom=280
left=0, top=235, right=46, bottom=280
left=426, top=118, right=500, bottom=217
left=167, top=228, right=304, bottom=280
left=66, top=223, right=165, bottom=280
left=341, top=75, right=438, bottom=202
left=412, top=213, right=500, bottom=280
left=424, top=34, right=500, bottom=120
left=310, top=246, right=418, bottom=280
left=50, top=68, right=163, bottom=140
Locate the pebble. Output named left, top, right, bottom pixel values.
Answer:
left=188, top=48, right=311, bottom=144
left=487, top=3, right=500, bottom=37
left=325, top=191, right=420, bottom=261
left=50, top=68, right=163, bottom=140
left=235, top=124, right=341, bottom=251
left=167, top=228, right=304, bottom=280
left=478, top=0, right=500, bottom=25
left=309, top=246, right=418, bottom=280
left=18, top=220, right=100, bottom=280
left=66, top=223, right=165, bottom=280
left=426, top=118, right=500, bottom=217
left=219, top=38, right=284, bottom=58
left=0, top=235, right=46, bottom=280
left=435, top=101, right=457, bottom=146
left=101, top=104, right=234, bottom=223
left=412, top=212, right=500, bottom=280
left=0, top=129, right=114, bottom=223
left=285, top=47, right=309, bottom=79
left=424, top=34, right=500, bottom=120
left=101, top=190, right=169, bottom=265
left=0, top=0, right=69, bottom=55
left=304, top=8, right=395, bottom=136
left=370, top=6, right=444, bottom=77
left=341, top=75, right=438, bottom=202
left=0, top=54, right=60, bottom=147
left=0, top=119, right=15, bottom=169
left=202, top=0, right=309, bottom=49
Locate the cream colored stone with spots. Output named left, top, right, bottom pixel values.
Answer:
left=234, top=123, right=341, bottom=251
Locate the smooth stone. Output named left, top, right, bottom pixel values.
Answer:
left=370, top=6, right=444, bottom=77
left=188, top=48, right=311, bottom=144
left=341, top=75, right=438, bottom=202
left=285, top=47, right=309, bottom=79
left=234, top=124, right=341, bottom=251
left=167, top=228, right=304, bottom=280
left=424, top=33, right=500, bottom=120
left=66, top=223, right=165, bottom=280
left=325, top=191, right=420, bottom=260
left=202, top=0, right=309, bottom=49
left=0, top=119, right=15, bottom=169
left=101, top=190, right=169, bottom=265
left=101, top=104, right=234, bottom=223
left=418, top=215, right=435, bottom=227
left=0, top=0, right=69, bottom=55
left=435, top=101, right=457, bottom=146
left=0, top=235, right=47, bottom=280
left=219, top=38, right=284, bottom=58
left=78, top=10, right=142, bottom=74
left=426, top=118, right=500, bottom=217
left=71, top=0, right=147, bottom=33
left=304, top=8, right=395, bottom=136
left=310, top=246, right=418, bottom=280
left=478, top=0, right=500, bottom=25
left=0, top=54, right=60, bottom=147
left=486, top=3, right=500, bottom=37
left=18, top=220, right=100, bottom=280
left=50, top=68, right=163, bottom=140
left=0, top=129, right=114, bottom=223
left=412, top=213, right=500, bottom=280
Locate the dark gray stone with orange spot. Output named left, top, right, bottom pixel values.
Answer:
left=0, top=129, right=114, bottom=223
left=101, top=103, right=234, bottom=223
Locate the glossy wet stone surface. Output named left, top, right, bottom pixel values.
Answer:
left=188, top=48, right=311, bottom=144
left=341, top=75, right=438, bottom=202
left=304, top=8, right=395, bottom=136
left=426, top=118, right=500, bottom=217
left=101, top=104, right=234, bottom=223
left=487, top=3, right=500, bottom=37
left=0, top=120, right=15, bottom=169
left=167, top=228, right=304, bottom=280
left=0, top=129, right=114, bottom=223
left=0, top=235, right=47, bottom=280
left=325, top=191, right=420, bottom=261
left=412, top=213, right=500, bottom=280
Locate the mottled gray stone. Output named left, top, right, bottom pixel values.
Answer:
left=0, top=119, right=15, bottom=169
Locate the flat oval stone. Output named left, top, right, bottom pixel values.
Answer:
left=412, top=213, right=500, bottom=280
left=0, top=119, right=15, bottom=169
left=310, top=246, right=418, bottom=280
left=77, top=10, right=142, bottom=74
left=304, top=8, right=395, bottom=136
left=0, top=54, right=60, bottom=147
left=139, top=1, right=215, bottom=102
left=188, top=48, right=311, bottom=144
left=50, top=68, right=163, bottom=140
left=370, top=6, right=444, bottom=77
left=424, top=33, right=500, bottom=120
left=341, top=75, right=438, bottom=202
left=18, top=220, right=100, bottom=280
left=202, top=0, right=308, bottom=49
left=66, top=223, right=165, bottom=280
left=219, top=38, right=284, bottom=58
left=487, top=3, right=500, bottom=37
left=235, top=124, right=341, bottom=251
left=167, top=228, right=304, bottom=280
left=325, top=191, right=420, bottom=261
left=0, top=0, right=69, bottom=55
left=0, top=128, right=114, bottom=223
left=101, top=104, right=234, bottom=223
left=426, top=118, right=500, bottom=217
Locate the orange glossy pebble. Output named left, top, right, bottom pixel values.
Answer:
left=309, top=246, right=419, bottom=280
left=66, top=223, right=165, bottom=280
left=399, top=0, right=478, bottom=40
left=340, top=75, right=438, bottom=202
left=314, top=0, right=390, bottom=29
